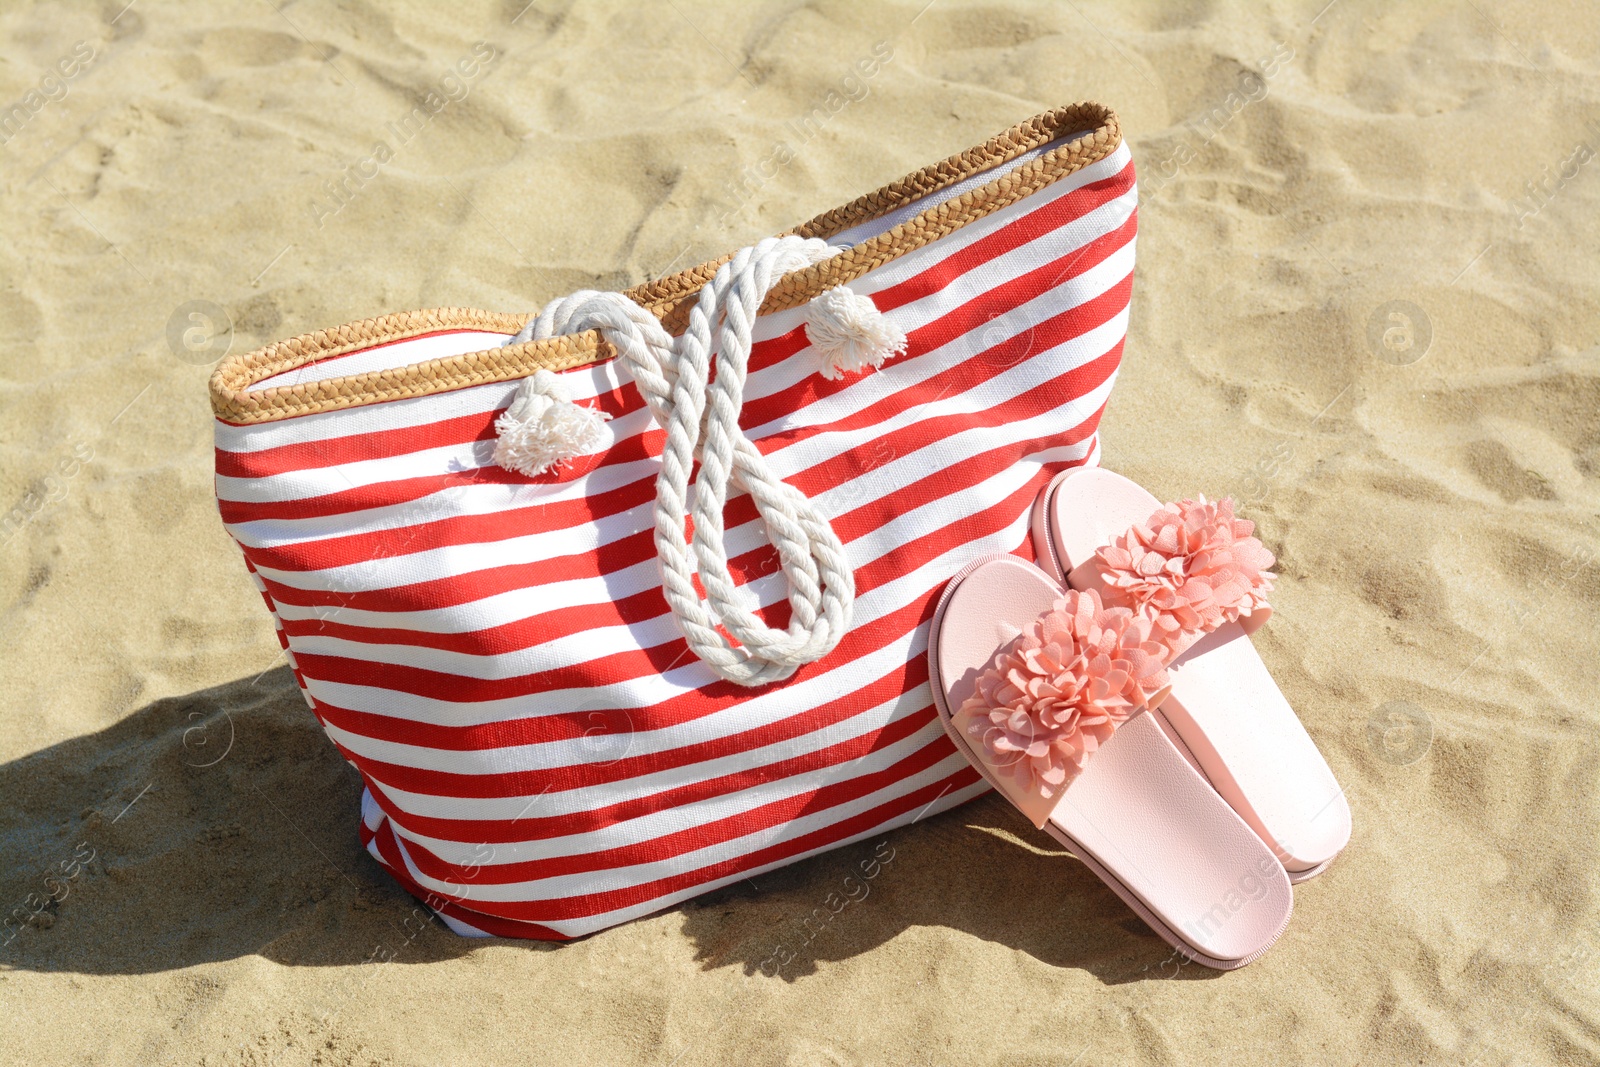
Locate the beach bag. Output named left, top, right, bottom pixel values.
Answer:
left=210, top=102, right=1136, bottom=939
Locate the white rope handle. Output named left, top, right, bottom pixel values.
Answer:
left=503, top=236, right=892, bottom=686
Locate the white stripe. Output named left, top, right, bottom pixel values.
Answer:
left=293, top=438, right=1088, bottom=728
left=368, top=775, right=985, bottom=938
left=265, top=358, right=1116, bottom=634
left=227, top=254, right=1129, bottom=562
left=386, top=750, right=972, bottom=902
left=217, top=208, right=1133, bottom=517
left=361, top=684, right=931, bottom=823
left=213, top=146, right=1131, bottom=458
left=328, top=632, right=930, bottom=787
left=830, top=143, right=1132, bottom=298
left=282, top=388, right=1110, bottom=679
left=310, top=596, right=928, bottom=738
left=532, top=777, right=986, bottom=937
left=370, top=715, right=949, bottom=860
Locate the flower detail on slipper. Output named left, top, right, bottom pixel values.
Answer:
left=1087, top=496, right=1275, bottom=654
left=957, top=588, right=1170, bottom=799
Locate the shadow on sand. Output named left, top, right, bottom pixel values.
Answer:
left=0, top=668, right=1216, bottom=985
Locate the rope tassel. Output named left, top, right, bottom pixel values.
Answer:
left=805, top=286, right=907, bottom=380
left=493, top=369, right=611, bottom=477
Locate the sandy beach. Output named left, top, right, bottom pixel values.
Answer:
left=3, top=0, right=1599, bottom=1063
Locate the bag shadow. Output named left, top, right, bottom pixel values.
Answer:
left=0, top=667, right=495, bottom=975
left=0, top=668, right=1214, bottom=984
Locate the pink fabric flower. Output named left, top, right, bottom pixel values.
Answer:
left=958, top=588, right=1170, bottom=800
left=1088, top=496, right=1275, bottom=655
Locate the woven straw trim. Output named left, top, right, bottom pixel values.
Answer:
left=212, top=101, right=1120, bottom=424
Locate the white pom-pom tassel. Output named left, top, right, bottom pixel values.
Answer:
left=493, top=369, right=611, bottom=477
left=805, top=285, right=907, bottom=380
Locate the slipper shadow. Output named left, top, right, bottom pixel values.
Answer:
left=674, top=792, right=1225, bottom=986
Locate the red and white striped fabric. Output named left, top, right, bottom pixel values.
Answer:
left=214, top=125, right=1136, bottom=939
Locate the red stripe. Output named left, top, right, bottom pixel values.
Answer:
left=373, top=766, right=979, bottom=925
left=873, top=166, right=1134, bottom=313
left=289, top=455, right=1074, bottom=776
left=259, top=526, right=655, bottom=612
left=231, top=261, right=1129, bottom=580
left=218, top=410, right=498, bottom=479
left=238, top=476, right=657, bottom=573
left=217, top=208, right=1133, bottom=530
left=333, top=662, right=928, bottom=795
left=288, top=445, right=1077, bottom=712
left=364, top=819, right=567, bottom=940
left=741, top=211, right=1135, bottom=436
left=216, top=414, right=651, bottom=524
left=393, top=729, right=956, bottom=883
left=361, top=703, right=941, bottom=860
left=274, top=338, right=1120, bottom=652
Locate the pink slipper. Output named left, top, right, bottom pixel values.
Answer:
left=1031, top=467, right=1351, bottom=881
left=929, top=553, right=1293, bottom=969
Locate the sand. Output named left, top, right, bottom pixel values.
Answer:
left=3, top=0, right=1599, bottom=1063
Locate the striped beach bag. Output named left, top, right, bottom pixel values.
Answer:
left=210, top=102, right=1137, bottom=939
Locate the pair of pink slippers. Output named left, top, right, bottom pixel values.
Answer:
left=929, top=468, right=1351, bottom=969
